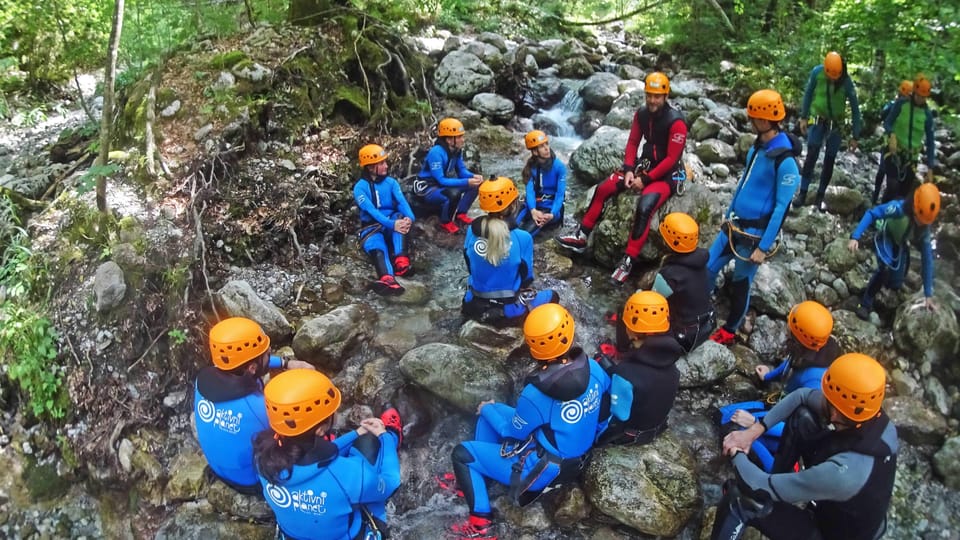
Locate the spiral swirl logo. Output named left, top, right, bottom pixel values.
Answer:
left=196, top=399, right=216, bottom=423
left=473, top=238, right=488, bottom=257
left=265, top=483, right=292, bottom=508
left=561, top=399, right=584, bottom=424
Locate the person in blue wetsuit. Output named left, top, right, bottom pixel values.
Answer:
left=415, top=117, right=484, bottom=234
left=871, top=80, right=913, bottom=205
left=848, top=182, right=940, bottom=320
left=516, top=130, right=566, bottom=236
left=193, top=317, right=315, bottom=494
left=717, top=301, right=840, bottom=472
left=880, top=74, right=937, bottom=202
left=254, top=369, right=403, bottom=540
left=707, top=89, right=800, bottom=346
left=462, top=176, right=559, bottom=327
left=596, top=291, right=682, bottom=446
left=796, top=51, right=862, bottom=210
left=653, top=212, right=715, bottom=352
left=353, top=143, right=416, bottom=296
left=450, top=304, right=611, bottom=539
left=714, top=353, right=897, bottom=540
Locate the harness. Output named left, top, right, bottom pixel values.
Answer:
left=504, top=434, right=590, bottom=505
left=674, top=309, right=716, bottom=353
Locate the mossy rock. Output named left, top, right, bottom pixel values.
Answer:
left=209, top=50, right=249, bottom=70
left=331, top=84, right=371, bottom=122
left=24, top=459, right=71, bottom=502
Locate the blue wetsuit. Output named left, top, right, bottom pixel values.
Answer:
left=707, top=131, right=799, bottom=333
left=718, top=337, right=839, bottom=471
left=517, top=154, right=566, bottom=236
left=353, top=173, right=415, bottom=278
left=415, top=141, right=479, bottom=224
left=451, top=351, right=611, bottom=516
left=462, top=217, right=558, bottom=325
left=850, top=199, right=934, bottom=310
left=259, top=430, right=401, bottom=540
left=193, top=356, right=283, bottom=491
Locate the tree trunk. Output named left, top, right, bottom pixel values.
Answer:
left=144, top=68, right=159, bottom=178
left=96, top=0, right=124, bottom=213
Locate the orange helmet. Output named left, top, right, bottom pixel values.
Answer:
left=209, top=317, right=270, bottom=370
left=264, top=369, right=342, bottom=436
left=622, top=291, right=670, bottom=334
left=913, top=183, right=941, bottom=225
left=358, top=144, right=387, bottom=167
left=645, top=72, right=670, bottom=95
left=438, top=118, right=465, bottom=137
left=821, top=353, right=886, bottom=424
left=478, top=176, right=518, bottom=213
left=525, top=130, right=548, bottom=149
left=898, top=80, right=914, bottom=97
left=524, top=303, right=575, bottom=361
left=824, top=52, right=843, bottom=80
left=788, top=301, right=833, bottom=351
left=747, top=89, right=785, bottom=121
left=659, top=212, right=699, bottom=253
left=913, top=74, right=932, bottom=97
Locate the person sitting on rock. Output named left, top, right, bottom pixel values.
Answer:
left=717, top=301, right=840, bottom=472
left=652, top=212, right=715, bottom=352
left=595, top=291, right=683, bottom=446
left=353, top=144, right=416, bottom=296
left=557, top=72, right=688, bottom=285
left=414, top=117, right=484, bottom=234
left=462, top=177, right=559, bottom=327
left=450, top=304, right=611, bottom=539
left=848, top=182, right=940, bottom=320
left=714, top=353, right=897, bottom=540
left=516, top=130, right=566, bottom=236
left=254, top=369, right=402, bottom=540
left=193, top=317, right=314, bottom=494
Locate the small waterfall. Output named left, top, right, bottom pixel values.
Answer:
left=534, top=89, right=583, bottom=141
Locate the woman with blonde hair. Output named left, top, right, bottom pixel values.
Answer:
left=461, top=177, right=558, bottom=326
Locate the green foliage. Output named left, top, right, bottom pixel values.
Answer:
left=78, top=164, right=121, bottom=196
left=167, top=328, right=187, bottom=346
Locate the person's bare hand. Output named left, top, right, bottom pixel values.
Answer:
left=361, top=418, right=386, bottom=436
left=731, top=409, right=757, bottom=428
left=849, top=139, right=859, bottom=152
left=723, top=426, right=759, bottom=456
left=749, top=248, right=767, bottom=264
left=848, top=239, right=858, bottom=252
left=925, top=297, right=937, bottom=311
left=623, top=171, right=635, bottom=189
left=755, top=365, right=770, bottom=380
left=286, top=360, right=315, bottom=370
left=799, top=118, right=808, bottom=136
left=468, top=175, right=483, bottom=187
left=395, top=217, right=412, bottom=234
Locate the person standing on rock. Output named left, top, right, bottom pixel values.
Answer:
left=879, top=74, right=937, bottom=202
left=871, top=80, right=914, bottom=205
left=353, top=144, right=416, bottom=296
left=717, top=301, right=840, bottom=472
left=557, top=72, right=688, bottom=284
left=516, top=130, right=566, bottom=236
left=415, top=117, right=484, bottom=234
left=848, top=182, right=940, bottom=321
left=462, top=177, right=559, bottom=326
left=254, top=369, right=402, bottom=540
left=651, top=212, right=715, bottom=352
left=450, top=304, right=611, bottom=539
left=796, top=51, right=862, bottom=210
left=193, top=317, right=314, bottom=494
left=595, top=291, right=682, bottom=446
left=714, top=353, right=897, bottom=540
left=707, top=89, right=800, bottom=346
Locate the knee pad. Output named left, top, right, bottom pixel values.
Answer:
left=452, top=443, right=476, bottom=465
left=631, top=192, right=662, bottom=239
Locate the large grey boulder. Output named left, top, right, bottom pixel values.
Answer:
left=831, top=310, right=887, bottom=359
left=603, top=89, right=645, bottom=129
left=459, top=320, right=523, bottom=357
left=694, top=139, right=737, bottom=165
left=823, top=185, right=866, bottom=217
left=822, top=236, right=858, bottom=274
left=893, top=294, right=960, bottom=368
left=677, top=340, right=737, bottom=387
left=749, top=261, right=806, bottom=317
left=433, top=50, right=495, bottom=101
left=399, top=342, right=511, bottom=413
left=217, top=280, right=293, bottom=341
left=568, top=126, right=629, bottom=184
left=746, top=315, right=788, bottom=363
left=583, top=434, right=700, bottom=536
left=933, top=436, right=960, bottom=489
left=469, top=92, right=514, bottom=124
left=292, top=304, right=376, bottom=372
left=690, top=116, right=722, bottom=141
left=580, top=72, right=621, bottom=112
left=94, top=261, right=127, bottom=312
left=557, top=56, right=595, bottom=79
left=885, top=395, right=949, bottom=446
left=463, top=41, right=504, bottom=72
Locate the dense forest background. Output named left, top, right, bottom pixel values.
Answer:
left=1, top=0, right=957, bottom=126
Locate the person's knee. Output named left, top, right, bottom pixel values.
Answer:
left=452, top=443, right=476, bottom=466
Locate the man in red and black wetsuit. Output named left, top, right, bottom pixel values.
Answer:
left=557, top=71, right=688, bottom=284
